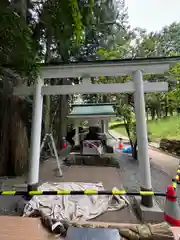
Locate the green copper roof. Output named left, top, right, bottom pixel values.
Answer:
left=68, top=103, right=115, bottom=117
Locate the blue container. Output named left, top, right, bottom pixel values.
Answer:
left=122, top=146, right=132, bottom=153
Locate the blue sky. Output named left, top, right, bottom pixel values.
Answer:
left=125, top=0, right=180, bottom=32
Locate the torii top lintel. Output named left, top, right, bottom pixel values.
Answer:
left=40, top=56, right=180, bottom=79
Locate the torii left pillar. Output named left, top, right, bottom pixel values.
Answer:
left=28, top=76, right=44, bottom=192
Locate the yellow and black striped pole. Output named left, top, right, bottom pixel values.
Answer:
left=172, top=164, right=180, bottom=189
left=0, top=190, right=169, bottom=197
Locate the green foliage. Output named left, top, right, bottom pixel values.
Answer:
left=112, top=116, right=180, bottom=141
left=97, top=22, right=180, bottom=145
left=0, top=4, right=38, bottom=75
left=1, top=0, right=180, bottom=147
left=121, top=105, right=136, bottom=143
left=41, top=0, right=84, bottom=44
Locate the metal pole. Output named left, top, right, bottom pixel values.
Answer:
left=28, top=76, right=44, bottom=192
left=133, top=70, right=153, bottom=207
left=50, top=134, right=63, bottom=177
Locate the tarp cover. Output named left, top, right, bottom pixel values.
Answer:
left=23, top=182, right=129, bottom=233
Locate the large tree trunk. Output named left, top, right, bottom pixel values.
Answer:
left=57, top=79, right=69, bottom=150
left=44, top=32, right=52, bottom=134
left=0, top=0, right=30, bottom=177
left=0, top=92, right=11, bottom=175
left=0, top=79, right=29, bottom=176
left=10, top=97, right=29, bottom=175
left=44, top=95, right=51, bottom=133
left=164, top=95, right=168, bottom=118
left=150, top=108, right=155, bottom=120
left=132, top=139, right=138, bottom=160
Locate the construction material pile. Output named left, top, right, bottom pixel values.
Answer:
left=40, top=219, right=175, bottom=239
left=23, top=182, right=128, bottom=232
left=70, top=222, right=175, bottom=240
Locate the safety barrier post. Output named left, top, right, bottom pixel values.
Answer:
left=0, top=190, right=167, bottom=196
left=172, top=164, right=180, bottom=189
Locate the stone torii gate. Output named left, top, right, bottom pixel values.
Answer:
left=13, top=56, right=180, bottom=214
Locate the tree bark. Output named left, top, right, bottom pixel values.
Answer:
left=164, top=95, right=168, bottom=117
left=57, top=79, right=69, bottom=150
left=0, top=74, right=28, bottom=176
left=132, top=139, right=138, bottom=160
left=0, top=1, right=29, bottom=176
left=44, top=33, right=52, bottom=134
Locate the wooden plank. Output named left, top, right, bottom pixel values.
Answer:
left=0, top=216, right=49, bottom=240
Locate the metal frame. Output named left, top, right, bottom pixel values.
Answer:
left=40, top=133, right=62, bottom=177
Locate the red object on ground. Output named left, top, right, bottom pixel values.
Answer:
left=119, top=143, right=124, bottom=150
left=63, top=143, right=67, bottom=148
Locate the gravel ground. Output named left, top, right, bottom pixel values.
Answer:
left=0, top=178, right=23, bottom=216
left=115, top=151, right=180, bottom=210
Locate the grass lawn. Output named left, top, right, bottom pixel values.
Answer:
left=109, top=116, right=180, bottom=142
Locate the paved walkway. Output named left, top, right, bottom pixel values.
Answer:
left=0, top=158, right=139, bottom=223
left=0, top=131, right=179, bottom=218
left=108, top=130, right=179, bottom=177
left=107, top=130, right=180, bottom=210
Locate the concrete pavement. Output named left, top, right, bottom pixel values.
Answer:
left=108, top=130, right=180, bottom=178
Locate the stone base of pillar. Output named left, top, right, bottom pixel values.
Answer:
left=15, top=183, right=38, bottom=215
left=16, top=197, right=28, bottom=216
left=133, top=196, right=163, bottom=222
left=27, top=183, right=38, bottom=191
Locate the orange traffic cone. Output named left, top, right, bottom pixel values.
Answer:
left=62, top=137, right=67, bottom=149
left=164, top=185, right=180, bottom=226
left=118, top=138, right=124, bottom=150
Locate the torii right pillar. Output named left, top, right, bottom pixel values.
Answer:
left=133, top=70, right=163, bottom=221
left=133, top=70, right=153, bottom=207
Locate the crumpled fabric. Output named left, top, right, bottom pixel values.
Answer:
left=23, top=182, right=129, bottom=234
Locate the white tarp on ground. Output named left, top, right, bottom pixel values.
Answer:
left=23, top=182, right=129, bottom=223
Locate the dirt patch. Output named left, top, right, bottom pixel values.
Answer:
left=160, top=138, right=180, bottom=156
